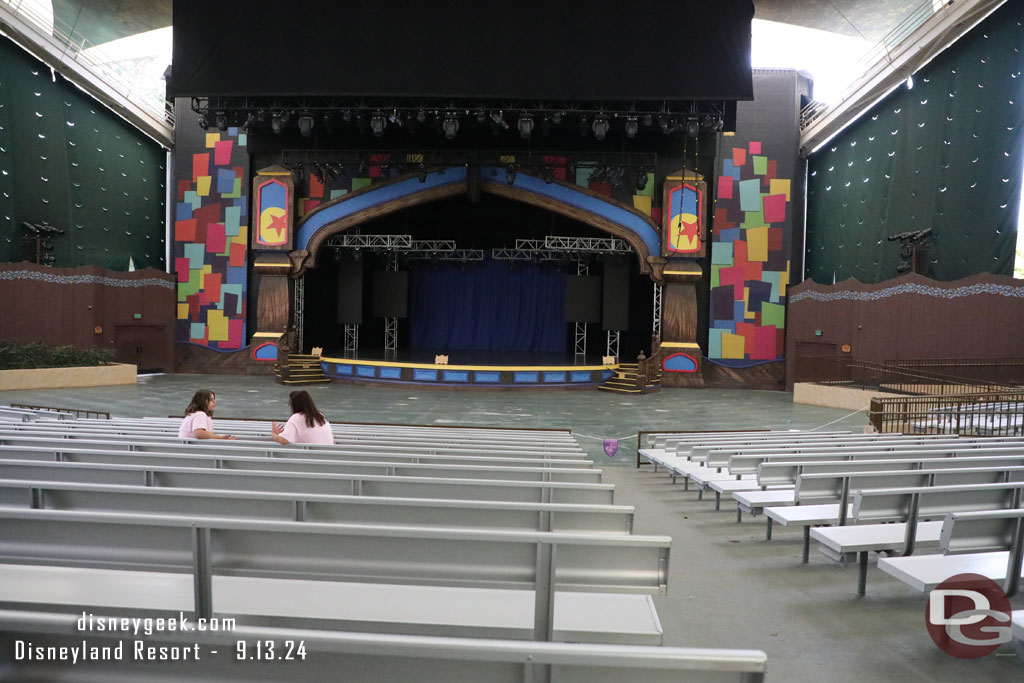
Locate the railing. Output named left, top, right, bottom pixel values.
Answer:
left=798, top=0, right=943, bottom=131
left=1, top=0, right=173, bottom=125
left=9, top=403, right=109, bottom=420
left=796, top=356, right=1009, bottom=396
left=634, top=343, right=663, bottom=394
left=869, top=392, right=1024, bottom=436
left=884, top=358, right=1024, bottom=387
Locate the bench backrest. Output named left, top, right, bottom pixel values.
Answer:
left=0, top=444, right=601, bottom=483
left=0, top=478, right=635, bottom=534
left=796, top=466, right=1024, bottom=505
left=852, top=482, right=1024, bottom=523
left=0, top=459, right=615, bottom=504
left=756, top=453, right=1024, bottom=486
left=941, top=508, right=1024, bottom=554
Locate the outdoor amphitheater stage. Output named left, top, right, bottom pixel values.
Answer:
left=318, top=350, right=618, bottom=388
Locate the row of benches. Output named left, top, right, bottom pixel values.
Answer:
left=639, top=429, right=1024, bottom=643
left=0, top=412, right=767, bottom=682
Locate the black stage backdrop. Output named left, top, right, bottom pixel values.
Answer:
left=170, top=0, right=753, bottom=100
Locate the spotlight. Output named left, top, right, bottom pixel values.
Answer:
left=370, top=112, right=387, bottom=137
left=635, top=168, right=649, bottom=191
left=517, top=113, right=534, bottom=139
left=476, top=110, right=487, bottom=124
left=542, top=166, right=554, bottom=184
left=416, top=110, right=427, bottom=123
left=298, top=115, right=315, bottom=137
left=341, top=110, right=353, bottom=123
left=271, top=113, right=285, bottom=134
left=506, top=164, right=516, bottom=185
left=357, top=160, right=367, bottom=174
left=442, top=114, right=460, bottom=140
left=241, top=113, right=256, bottom=132
left=551, top=112, right=563, bottom=124
left=642, top=114, right=653, bottom=126
left=197, top=115, right=209, bottom=130
left=685, top=118, right=699, bottom=138
left=592, top=114, right=610, bottom=141
left=416, top=163, right=428, bottom=183
left=323, top=113, right=335, bottom=135
left=658, top=116, right=669, bottom=134
left=578, top=115, right=590, bottom=136
left=327, top=164, right=339, bottom=180
left=624, top=117, right=638, bottom=139
left=490, top=111, right=508, bottom=129
left=215, top=112, right=227, bottom=131
left=312, top=163, right=325, bottom=184
left=256, top=110, right=267, bottom=122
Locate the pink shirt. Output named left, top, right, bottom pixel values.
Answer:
left=279, top=413, right=334, bottom=445
left=178, top=411, right=213, bottom=438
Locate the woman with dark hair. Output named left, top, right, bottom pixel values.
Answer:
left=177, top=389, right=235, bottom=440
left=271, top=390, right=335, bottom=445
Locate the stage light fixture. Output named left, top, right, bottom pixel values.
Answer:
left=416, top=163, right=428, bottom=183
left=685, top=118, right=700, bottom=138
left=416, top=110, right=427, bottom=123
left=271, top=114, right=285, bottom=134
left=357, top=160, right=367, bottom=174
left=215, top=112, right=227, bottom=131
left=592, top=115, right=610, bottom=141
left=442, top=115, right=460, bottom=140
left=197, top=115, right=209, bottom=131
left=642, top=114, right=653, bottom=127
left=370, top=112, right=387, bottom=137
left=517, top=113, right=534, bottom=139
left=312, top=163, right=325, bottom=184
left=257, top=110, right=267, bottom=122
left=327, top=164, right=339, bottom=180
left=341, top=110, right=353, bottom=122
left=323, top=113, right=335, bottom=135
left=551, top=112, right=563, bottom=124
left=635, top=168, right=649, bottom=191
left=490, top=111, right=508, bottom=129
left=298, top=115, right=315, bottom=137
left=578, top=115, right=590, bottom=136
left=476, top=110, right=487, bottom=124
left=542, top=166, right=554, bottom=184
left=241, top=113, right=256, bottom=132
left=624, top=117, right=638, bottom=138
left=506, top=164, right=516, bottom=185
left=658, top=116, right=669, bottom=134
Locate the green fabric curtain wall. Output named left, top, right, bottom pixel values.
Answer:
left=806, top=0, right=1024, bottom=283
left=0, top=36, right=166, bottom=270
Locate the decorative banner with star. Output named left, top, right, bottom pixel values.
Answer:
left=661, top=172, right=706, bottom=259
left=252, top=166, right=294, bottom=251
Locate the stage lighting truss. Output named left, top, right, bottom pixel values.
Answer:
left=543, top=236, right=630, bottom=253
left=403, top=249, right=484, bottom=262
left=192, top=96, right=729, bottom=140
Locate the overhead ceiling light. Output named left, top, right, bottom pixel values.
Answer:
left=551, top=112, right=563, bottom=124
left=442, top=114, right=460, bottom=140
left=241, top=113, right=256, bottom=132
left=685, top=118, right=700, bottom=138
left=635, top=168, right=649, bottom=191
left=215, top=112, right=227, bottom=131
left=624, top=117, right=638, bottom=139
left=490, top=111, right=508, bottom=129
left=312, top=163, right=325, bottom=183
left=370, top=112, right=387, bottom=137
left=658, top=116, right=669, bottom=134
left=517, top=113, right=534, bottom=139
left=298, top=115, right=315, bottom=137
left=642, top=114, right=653, bottom=127
left=271, top=113, right=285, bottom=134
left=592, top=115, right=610, bottom=141
left=197, top=115, right=209, bottom=131
left=476, top=110, right=487, bottom=124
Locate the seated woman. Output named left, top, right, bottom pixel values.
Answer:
left=272, top=390, right=335, bottom=445
left=177, top=389, right=235, bottom=440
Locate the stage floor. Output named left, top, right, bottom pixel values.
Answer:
left=318, top=349, right=617, bottom=387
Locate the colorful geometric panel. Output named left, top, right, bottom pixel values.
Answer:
left=252, top=342, right=277, bottom=361
left=255, top=178, right=290, bottom=247
left=709, top=138, right=791, bottom=363
left=663, top=182, right=704, bottom=256
left=173, top=127, right=248, bottom=351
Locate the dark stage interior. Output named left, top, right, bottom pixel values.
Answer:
left=300, top=194, right=655, bottom=362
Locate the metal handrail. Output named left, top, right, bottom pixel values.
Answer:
left=1, top=0, right=173, bottom=124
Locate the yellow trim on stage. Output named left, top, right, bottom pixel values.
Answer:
left=320, top=356, right=616, bottom=372
left=252, top=332, right=283, bottom=338
left=663, top=269, right=703, bottom=276
left=660, top=342, right=701, bottom=349
left=257, top=171, right=293, bottom=176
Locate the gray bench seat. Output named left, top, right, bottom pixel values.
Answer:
left=0, top=564, right=663, bottom=644
left=877, top=551, right=1022, bottom=592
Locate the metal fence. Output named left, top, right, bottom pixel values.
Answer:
left=869, top=392, right=1024, bottom=436
left=884, top=358, right=1024, bottom=387
left=795, top=356, right=1009, bottom=396
left=9, top=403, right=109, bottom=420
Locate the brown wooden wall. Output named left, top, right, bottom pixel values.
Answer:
left=785, top=273, right=1024, bottom=389
left=0, top=261, right=176, bottom=372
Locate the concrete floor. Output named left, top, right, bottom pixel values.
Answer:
left=1, top=374, right=1022, bottom=681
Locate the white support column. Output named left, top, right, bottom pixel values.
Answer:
left=574, top=259, right=589, bottom=359
left=652, top=281, right=663, bottom=341
left=384, top=318, right=398, bottom=355
left=606, top=330, right=620, bottom=360
left=344, top=324, right=359, bottom=355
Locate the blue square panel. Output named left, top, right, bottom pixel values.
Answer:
left=413, top=369, right=438, bottom=382
left=356, top=366, right=376, bottom=378
left=379, top=367, right=402, bottom=379
left=543, top=372, right=567, bottom=383
left=601, top=370, right=614, bottom=381
left=474, top=372, right=500, bottom=383
left=333, top=364, right=353, bottom=375
left=570, top=371, right=593, bottom=383
left=442, top=370, right=470, bottom=383
left=513, top=372, right=539, bottom=384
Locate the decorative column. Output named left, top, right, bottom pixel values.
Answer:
left=250, top=165, right=296, bottom=365
left=659, top=169, right=707, bottom=388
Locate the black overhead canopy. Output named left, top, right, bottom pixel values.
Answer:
left=170, top=0, right=754, bottom=102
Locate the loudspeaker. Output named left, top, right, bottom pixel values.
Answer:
left=336, top=257, right=363, bottom=324
left=372, top=270, right=409, bottom=318
left=602, top=257, right=629, bottom=330
left=564, top=275, right=601, bottom=323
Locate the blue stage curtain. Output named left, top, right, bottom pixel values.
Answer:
left=409, top=259, right=565, bottom=352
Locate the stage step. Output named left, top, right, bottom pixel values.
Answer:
left=277, top=354, right=330, bottom=385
